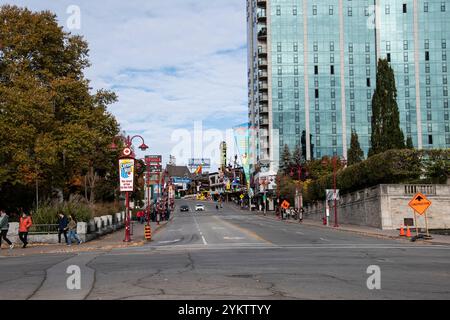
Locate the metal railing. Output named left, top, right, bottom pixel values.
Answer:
left=29, top=224, right=59, bottom=235
left=404, top=185, right=437, bottom=195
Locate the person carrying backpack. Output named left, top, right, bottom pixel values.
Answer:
left=19, top=212, right=33, bottom=248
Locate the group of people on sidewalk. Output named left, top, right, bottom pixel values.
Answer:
left=0, top=210, right=83, bottom=250
left=0, top=209, right=33, bottom=249
left=57, top=213, right=83, bottom=246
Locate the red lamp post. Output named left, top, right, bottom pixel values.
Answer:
left=321, top=156, right=347, bottom=228
left=111, top=135, right=148, bottom=242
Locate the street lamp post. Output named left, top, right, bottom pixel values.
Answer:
left=322, top=156, right=347, bottom=228
left=110, top=135, right=149, bottom=242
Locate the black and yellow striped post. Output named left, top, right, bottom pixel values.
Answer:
left=144, top=224, right=152, bottom=241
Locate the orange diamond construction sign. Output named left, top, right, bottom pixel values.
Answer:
left=408, top=193, right=432, bottom=215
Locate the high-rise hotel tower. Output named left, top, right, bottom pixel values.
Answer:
left=247, top=0, right=450, bottom=173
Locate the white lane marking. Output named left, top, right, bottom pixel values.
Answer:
left=212, top=227, right=226, bottom=230
left=296, top=231, right=305, bottom=235
left=193, top=215, right=207, bottom=246
left=158, top=239, right=182, bottom=244
left=320, top=238, right=331, bottom=242
left=224, top=237, right=245, bottom=240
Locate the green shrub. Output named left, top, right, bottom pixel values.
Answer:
left=303, top=149, right=449, bottom=203
left=33, top=195, right=93, bottom=224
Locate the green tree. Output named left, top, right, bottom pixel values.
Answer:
left=0, top=5, right=120, bottom=210
left=406, top=136, right=414, bottom=149
left=347, top=131, right=364, bottom=166
left=369, top=59, right=405, bottom=156
left=279, top=144, right=292, bottom=175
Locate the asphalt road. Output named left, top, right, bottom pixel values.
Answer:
left=1, top=199, right=449, bottom=300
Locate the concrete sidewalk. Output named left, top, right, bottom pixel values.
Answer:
left=247, top=207, right=450, bottom=246
left=0, top=219, right=172, bottom=257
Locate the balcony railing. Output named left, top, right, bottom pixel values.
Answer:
left=259, top=82, right=268, bottom=90
left=257, top=28, right=267, bottom=39
left=258, top=47, right=267, bottom=56
left=259, top=94, right=269, bottom=102
left=258, top=70, right=268, bottom=78
left=259, top=106, right=269, bottom=113
left=257, top=11, right=267, bottom=20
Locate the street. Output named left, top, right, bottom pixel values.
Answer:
left=1, top=199, right=449, bottom=300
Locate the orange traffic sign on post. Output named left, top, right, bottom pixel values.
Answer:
left=281, top=200, right=290, bottom=210
left=408, top=193, right=432, bottom=216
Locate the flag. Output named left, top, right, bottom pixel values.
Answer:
left=194, top=165, right=203, bottom=175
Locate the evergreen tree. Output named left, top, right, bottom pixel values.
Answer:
left=347, top=131, right=364, bottom=166
left=406, top=136, right=414, bottom=149
left=369, top=59, right=405, bottom=156
left=279, top=144, right=292, bottom=175
left=292, top=143, right=303, bottom=168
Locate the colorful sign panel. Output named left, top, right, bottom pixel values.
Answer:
left=188, top=158, right=211, bottom=168
left=119, top=159, right=135, bottom=192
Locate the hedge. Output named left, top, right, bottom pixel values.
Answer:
left=303, top=149, right=450, bottom=203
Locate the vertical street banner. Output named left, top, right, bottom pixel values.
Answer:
left=119, top=159, right=135, bottom=192
left=233, top=123, right=252, bottom=188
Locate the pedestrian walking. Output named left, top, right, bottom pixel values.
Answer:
left=67, top=215, right=82, bottom=246
left=0, top=210, right=14, bottom=250
left=19, top=212, right=33, bottom=248
left=57, top=212, right=69, bottom=244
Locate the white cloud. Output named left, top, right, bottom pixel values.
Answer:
left=5, top=0, right=248, bottom=166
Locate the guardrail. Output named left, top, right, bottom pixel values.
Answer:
left=29, top=224, right=59, bottom=235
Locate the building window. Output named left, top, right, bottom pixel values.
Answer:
left=425, top=39, right=429, bottom=50
left=278, top=80, right=283, bottom=87
left=424, top=2, right=429, bottom=12
left=313, top=42, right=318, bottom=52
left=443, top=63, right=448, bottom=73
left=276, top=5, right=281, bottom=15
left=349, top=67, right=354, bottom=76
left=427, top=111, right=432, bottom=121
left=277, top=42, right=282, bottom=52
left=330, top=42, right=335, bottom=52
left=330, top=65, right=335, bottom=75
left=405, top=76, right=410, bottom=86
left=293, top=6, right=297, bottom=15
left=277, top=54, right=282, bottom=64
left=441, top=2, right=446, bottom=12
left=294, top=55, right=298, bottom=64
left=313, top=5, right=317, bottom=15
left=348, top=7, right=353, bottom=16
left=386, top=41, right=391, bottom=51
left=330, top=54, right=335, bottom=64
left=425, top=51, right=429, bottom=61
left=367, top=78, right=371, bottom=87
left=349, top=54, right=354, bottom=64
left=315, top=89, right=319, bottom=99
left=405, top=64, right=409, bottom=73
left=387, top=53, right=391, bottom=62
left=403, top=4, right=407, bottom=13
left=295, top=102, right=300, bottom=110
left=278, top=67, right=282, bottom=75
left=314, top=65, right=318, bottom=75
left=404, top=53, right=409, bottom=62
left=425, top=63, right=430, bottom=73
left=294, top=67, right=298, bottom=75
left=293, top=43, right=298, bottom=52
left=442, top=40, right=447, bottom=49
left=404, top=40, right=408, bottom=50
left=428, top=124, right=433, bottom=133
left=329, top=6, right=334, bottom=15
left=294, top=78, right=299, bottom=87
left=349, top=43, right=353, bottom=53
left=278, top=101, right=283, bottom=111
left=386, top=5, right=390, bottom=14
left=314, top=54, right=318, bottom=64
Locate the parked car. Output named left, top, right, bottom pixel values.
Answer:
left=180, top=205, right=190, bottom=212
left=195, top=204, right=205, bottom=211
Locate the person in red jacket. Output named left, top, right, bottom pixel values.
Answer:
left=19, top=212, right=33, bottom=248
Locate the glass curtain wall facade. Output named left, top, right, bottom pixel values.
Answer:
left=247, top=0, right=450, bottom=171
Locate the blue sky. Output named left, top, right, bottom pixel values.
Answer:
left=5, top=0, right=248, bottom=168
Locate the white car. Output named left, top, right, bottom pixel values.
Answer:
left=195, top=204, right=205, bottom=211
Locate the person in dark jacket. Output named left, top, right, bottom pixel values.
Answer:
left=0, top=210, right=14, bottom=250
left=57, top=213, right=69, bottom=244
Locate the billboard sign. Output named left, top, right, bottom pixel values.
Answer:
left=188, top=158, right=211, bottom=168
left=119, top=159, right=135, bottom=192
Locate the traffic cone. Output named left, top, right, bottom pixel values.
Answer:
left=406, top=226, right=412, bottom=237
left=399, top=225, right=406, bottom=237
